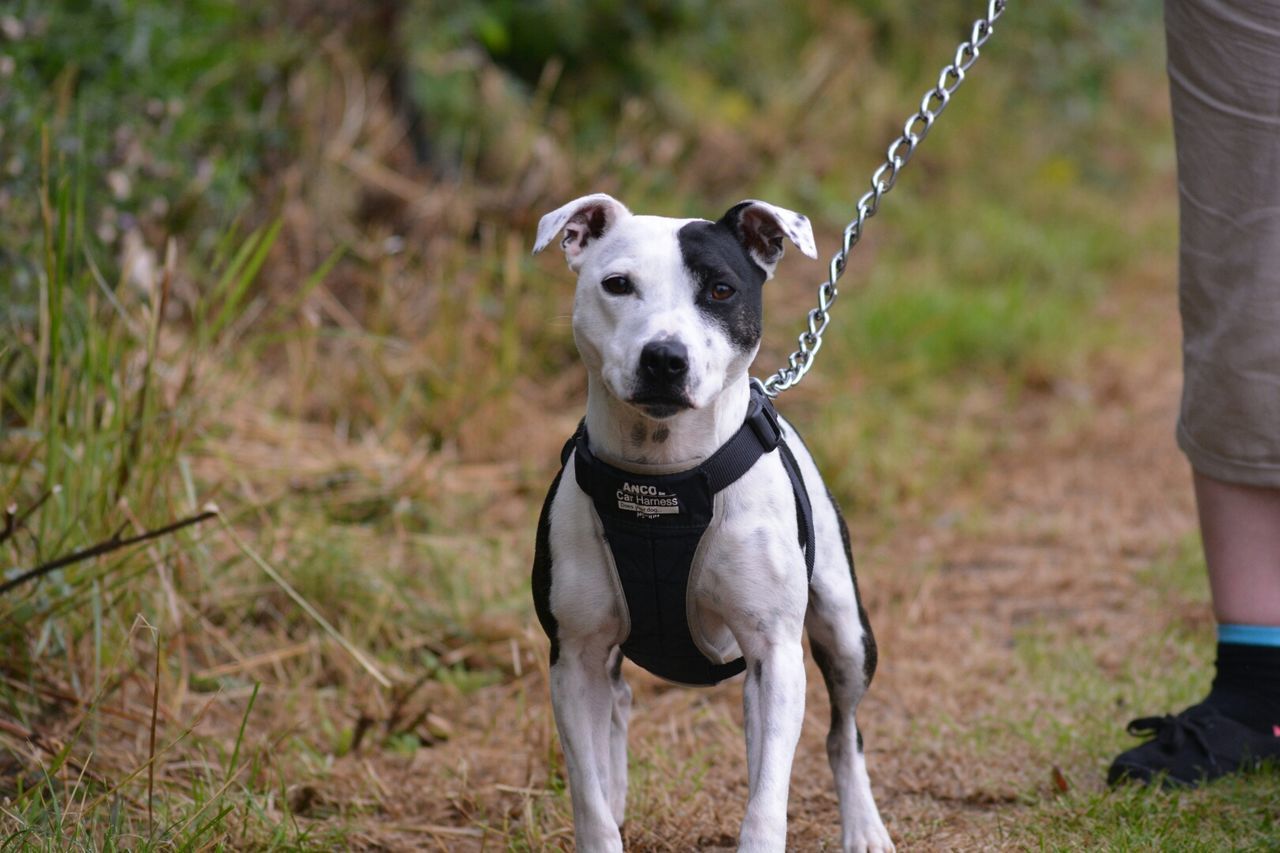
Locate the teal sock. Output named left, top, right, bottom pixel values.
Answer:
left=1217, top=623, right=1280, bottom=648
left=1205, top=624, right=1280, bottom=734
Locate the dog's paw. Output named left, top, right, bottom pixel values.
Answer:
left=843, top=819, right=895, bottom=853
left=845, top=841, right=895, bottom=853
left=576, top=830, right=624, bottom=853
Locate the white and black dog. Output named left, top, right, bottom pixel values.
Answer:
left=530, top=193, right=892, bottom=852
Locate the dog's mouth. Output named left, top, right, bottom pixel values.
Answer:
left=628, top=392, right=694, bottom=419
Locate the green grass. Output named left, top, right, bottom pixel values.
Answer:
left=969, top=539, right=1280, bottom=851
left=0, top=150, right=298, bottom=847
left=1020, top=772, right=1280, bottom=852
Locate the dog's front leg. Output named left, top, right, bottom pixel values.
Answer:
left=606, top=646, right=631, bottom=827
left=738, top=636, right=806, bottom=851
left=551, top=635, right=624, bottom=852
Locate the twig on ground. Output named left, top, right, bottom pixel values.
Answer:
left=0, top=508, right=217, bottom=595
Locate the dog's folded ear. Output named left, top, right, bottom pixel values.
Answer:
left=718, top=200, right=818, bottom=279
left=533, top=193, right=632, bottom=270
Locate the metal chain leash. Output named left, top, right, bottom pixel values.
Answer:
left=756, top=0, right=1007, bottom=398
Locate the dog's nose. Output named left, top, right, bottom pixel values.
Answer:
left=640, top=340, right=689, bottom=383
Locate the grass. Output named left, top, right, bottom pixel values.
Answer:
left=1002, top=623, right=1280, bottom=851
left=1, top=146, right=298, bottom=846
left=3, top=0, right=1268, bottom=849
left=1028, top=776, right=1280, bottom=852
left=954, top=537, right=1280, bottom=851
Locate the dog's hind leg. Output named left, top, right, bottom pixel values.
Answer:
left=606, top=645, right=631, bottom=827
left=806, top=499, right=894, bottom=853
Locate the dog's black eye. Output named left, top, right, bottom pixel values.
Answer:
left=710, top=282, right=736, bottom=301
left=601, top=275, right=634, bottom=296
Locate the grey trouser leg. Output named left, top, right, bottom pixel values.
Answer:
left=1166, top=0, right=1280, bottom=486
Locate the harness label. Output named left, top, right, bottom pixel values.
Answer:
left=616, top=482, right=680, bottom=518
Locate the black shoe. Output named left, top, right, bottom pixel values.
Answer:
left=1108, top=702, right=1280, bottom=789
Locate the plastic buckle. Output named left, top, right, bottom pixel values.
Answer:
left=747, top=396, right=783, bottom=451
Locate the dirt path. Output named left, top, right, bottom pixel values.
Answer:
left=845, top=266, right=1197, bottom=848
left=345, top=261, right=1196, bottom=851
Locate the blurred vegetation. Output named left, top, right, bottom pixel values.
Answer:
left=0, top=0, right=297, bottom=296
left=0, top=0, right=1191, bottom=846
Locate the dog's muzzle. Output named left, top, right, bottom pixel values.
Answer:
left=632, top=340, right=692, bottom=417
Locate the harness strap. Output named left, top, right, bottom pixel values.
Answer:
left=561, top=386, right=815, bottom=685
left=708, top=388, right=815, bottom=579
left=563, top=390, right=814, bottom=577
left=699, top=388, right=783, bottom=492
left=778, top=440, right=816, bottom=580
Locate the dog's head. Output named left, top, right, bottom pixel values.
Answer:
left=533, top=194, right=817, bottom=419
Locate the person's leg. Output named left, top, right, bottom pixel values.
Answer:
left=1108, top=0, right=1280, bottom=787
left=1108, top=473, right=1280, bottom=787
left=1167, top=0, right=1280, bottom=743
left=1198, top=473, right=1280, bottom=627
left=1192, top=473, right=1280, bottom=735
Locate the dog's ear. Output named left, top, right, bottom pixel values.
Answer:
left=718, top=199, right=818, bottom=279
left=533, top=193, right=632, bottom=271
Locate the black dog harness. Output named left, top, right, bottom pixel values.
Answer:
left=561, top=384, right=815, bottom=686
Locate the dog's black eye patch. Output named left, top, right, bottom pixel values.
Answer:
left=676, top=220, right=765, bottom=352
